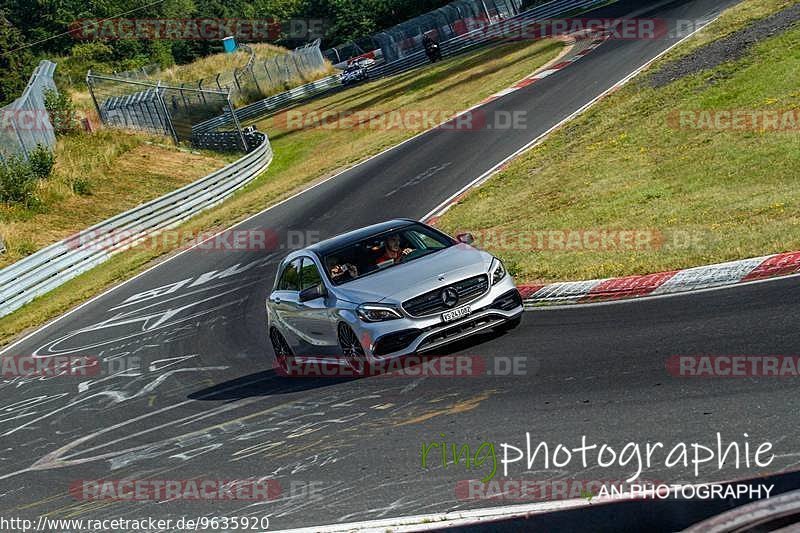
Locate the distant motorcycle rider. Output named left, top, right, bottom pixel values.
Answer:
left=422, top=33, right=442, bottom=63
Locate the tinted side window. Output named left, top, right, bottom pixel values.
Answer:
left=278, top=259, right=301, bottom=291
left=300, top=257, right=322, bottom=289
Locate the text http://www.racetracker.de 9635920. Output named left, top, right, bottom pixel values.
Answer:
left=2, top=0, right=800, bottom=531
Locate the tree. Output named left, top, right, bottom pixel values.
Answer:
left=0, top=13, right=34, bottom=105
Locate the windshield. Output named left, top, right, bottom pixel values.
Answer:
left=323, top=224, right=454, bottom=285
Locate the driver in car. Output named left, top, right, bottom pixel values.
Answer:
left=375, top=234, right=414, bottom=267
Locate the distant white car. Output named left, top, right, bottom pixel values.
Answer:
left=267, top=219, right=523, bottom=375
left=340, top=58, right=375, bottom=85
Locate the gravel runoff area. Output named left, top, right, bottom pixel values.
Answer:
left=649, top=2, right=800, bottom=87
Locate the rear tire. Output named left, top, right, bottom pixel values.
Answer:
left=338, top=323, right=368, bottom=376
left=270, top=328, right=293, bottom=376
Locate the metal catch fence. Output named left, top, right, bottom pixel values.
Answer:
left=0, top=60, right=58, bottom=162
left=86, top=72, right=248, bottom=151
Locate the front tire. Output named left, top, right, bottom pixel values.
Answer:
left=338, top=323, right=368, bottom=376
left=496, top=314, right=522, bottom=332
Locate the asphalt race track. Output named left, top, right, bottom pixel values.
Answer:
left=4, top=0, right=797, bottom=530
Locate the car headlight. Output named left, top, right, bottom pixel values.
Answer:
left=357, top=303, right=403, bottom=322
left=490, top=257, right=506, bottom=285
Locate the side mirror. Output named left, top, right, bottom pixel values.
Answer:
left=456, top=232, right=475, bottom=245
left=299, top=283, right=326, bottom=302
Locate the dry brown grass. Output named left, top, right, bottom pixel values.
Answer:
left=0, top=130, right=228, bottom=267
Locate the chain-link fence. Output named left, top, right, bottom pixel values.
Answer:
left=0, top=60, right=58, bottom=162
left=106, top=40, right=329, bottom=106
left=374, top=0, right=523, bottom=62
left=226, top=40, right=329, bottom=104
left=86, top=71, right=248, bottom=151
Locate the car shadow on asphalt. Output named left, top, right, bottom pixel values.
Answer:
left=188, top=326, right=518, bottom=401
left=187, top=370, right=346, bottom=400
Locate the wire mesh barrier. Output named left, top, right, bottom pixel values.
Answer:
left=0, top=60, right=58, bottom=162
left=192, top=74, right=343, bottom=134
left=110, top=64, right=162, bottom=80
left=104, top=40, right=329, bottom=107
left=365, top=0, right=608, bottom=79
left=86, top=72, right=249, bottom=151
left=374, top=0, right=523, bottom=63
left=231, top=40, right=330, bottom=102
left=197, top=0, right=609, bottom=131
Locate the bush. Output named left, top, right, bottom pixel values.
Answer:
left=0, top=154, right=38, bottom=205
left=43, top=88, right=78, bottom=135
left=27, top=144, right=55, bottom=180
left=69, top=176, right=92, bottom=196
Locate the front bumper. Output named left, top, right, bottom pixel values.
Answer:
left=356, top=275, right=523, bottom=359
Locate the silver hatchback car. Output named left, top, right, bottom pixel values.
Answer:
left=266, top=219, right=523, bottom=375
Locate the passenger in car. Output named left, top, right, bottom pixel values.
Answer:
left=328, top=256, right=359, bottom=282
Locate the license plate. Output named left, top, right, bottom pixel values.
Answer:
left=442, top=305, right=471, bottom=323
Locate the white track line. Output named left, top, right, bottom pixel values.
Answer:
left=421, top=14, right=721, bottom=222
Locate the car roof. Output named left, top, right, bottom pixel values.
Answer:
left=306, top=219, right=419, bottom=256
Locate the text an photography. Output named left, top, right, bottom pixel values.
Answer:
left=421, top=433, right=774, bottom=486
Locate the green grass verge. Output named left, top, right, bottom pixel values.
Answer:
left=0, top=131, right=231, bottom=268
left=0, top=38, right=565, bottom=347
left=437, top=0, right=800, bottom=284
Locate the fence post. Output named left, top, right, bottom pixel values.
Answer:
left=292, top=54, right=303, bottom=79
left=179, top=83, right=189, bottom=109
left=155, top=81, right=179, bottom=144
left=264, top=60, right=273, bottom=85
left=145, top=91, right=160, bottom=131
left=251, top=66, right=261, bottom=93
left=226, top=93, right=248, bottom=152
left=86, top=70, right=105, bottom=126
left=198, top=79, right=207, bottom=103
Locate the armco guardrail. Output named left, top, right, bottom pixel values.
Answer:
left=195, top=0, right=609, bottom=132
left=0, top=131, right=272, bottom=318
left=193, top=74, right=342, bottom=134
